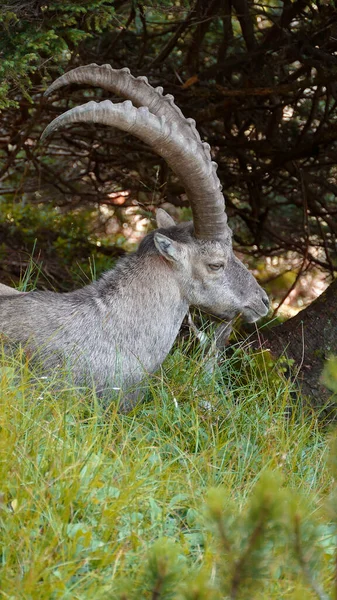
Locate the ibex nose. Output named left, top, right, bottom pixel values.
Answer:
left=262, top=290, right=270, bottom=310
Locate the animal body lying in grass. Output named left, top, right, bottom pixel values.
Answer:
left=0, top=65, right=269, bottom=411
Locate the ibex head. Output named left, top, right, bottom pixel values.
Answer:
left=149, top=209, right=269, bottom=323
left=42, top=64, right=269, bottom=324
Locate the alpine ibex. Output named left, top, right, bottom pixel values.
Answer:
left=0, top=65, right=269, bottom=411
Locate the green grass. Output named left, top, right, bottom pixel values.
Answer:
left=0, top=336, right=336, bottom=599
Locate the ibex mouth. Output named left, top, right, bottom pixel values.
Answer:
left=241, top=288, right=270, bottom=323
left=243, top=304, right=269, bottom=323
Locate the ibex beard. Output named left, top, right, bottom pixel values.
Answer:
left=0, top=65, right=269, bottom=412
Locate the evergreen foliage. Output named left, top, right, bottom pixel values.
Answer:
left=0, top=1, right=116, bottom=109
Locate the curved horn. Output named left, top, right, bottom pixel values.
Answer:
left=43, top=67, right=228, bottom=240
left=45, top=64, right=202, bottom=143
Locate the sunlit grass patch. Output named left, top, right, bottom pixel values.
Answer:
left=0, top=340, right=335, bottom=599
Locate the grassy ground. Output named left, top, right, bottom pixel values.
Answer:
left=0, top=333, right=336, bottom=599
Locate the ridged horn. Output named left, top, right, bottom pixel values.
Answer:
left=43, top=67, right=229, bottom=240
left=45, top=64, right=202, bottom=144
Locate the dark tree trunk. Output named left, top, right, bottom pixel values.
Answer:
left=257, top=279, right=337, bottom=408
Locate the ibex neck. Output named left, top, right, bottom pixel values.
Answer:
left=96, top=252, right=188, bottom=374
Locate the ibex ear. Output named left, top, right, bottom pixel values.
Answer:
left=153, top=232, right=181, bottom=262
left=156, top=208, right=175, bottom=229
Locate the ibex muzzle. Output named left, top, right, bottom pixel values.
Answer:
left=0, top=65, right=269, bottom=411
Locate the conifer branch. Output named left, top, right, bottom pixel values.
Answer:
left=294, top=514, right=330, bottom=600
left=230, top=514, right=266, bottom=599
left=151, top=575, right=164, bottom=600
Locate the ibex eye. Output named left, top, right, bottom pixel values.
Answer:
left=208, top=263, right=224, bottom=271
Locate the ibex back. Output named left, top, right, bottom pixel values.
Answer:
left=0, top=65, right=269, bottom=411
